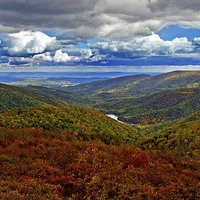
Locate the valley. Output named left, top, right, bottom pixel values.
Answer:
left=0, top=70, right=200, bottom=199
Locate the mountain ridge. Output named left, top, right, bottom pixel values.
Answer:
left=65, top=70, right=200, bottom=100
left=0, top=83, right=94, bottom=110
left=0, top=83, right=69, bottom=110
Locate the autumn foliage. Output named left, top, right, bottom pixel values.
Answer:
left=0, top=107, right=199, bottom=199
left=0, top=127, right=199, bottom=199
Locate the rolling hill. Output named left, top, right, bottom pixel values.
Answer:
left=65, top=74, right=150, bottom=98
left=0, top=83, right=69, bottom=110
left=140, top=110, right=200, bottom=157
left=65, top=70, right=200, bottom=100
left=0, top=71, right=200, bottom=199
left=0, top=83, right=94, bottom=111
left=0, top=106, right=137, bottom=144
left=26, top=85, right=95, bottom=108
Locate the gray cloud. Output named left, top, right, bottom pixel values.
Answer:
left=147, top=0, right=200, bottom=26
left=0, top=0, right=105, bottom=32
left=1, top=0, right=200, bottom=40
left=148, top=0, right=200, bottom=13
left=0, top=0, right=98, bottom=15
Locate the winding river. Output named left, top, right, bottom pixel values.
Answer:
left=106, top=114, right=126, bottom=124
left=106, top=114, right=135, bottom=126
left=106, top=114, right=118, bottom=121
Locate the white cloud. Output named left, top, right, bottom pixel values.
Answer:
left=33, top=52, right=53, bottom=62
left=88, top=34, right=194, bottom=58
left=0, top=31, right=59, bottom=57
left=192, top=37, right=200, bottom=46
left=53, top=49, right=102, bottom=63
left=54, top=50, right=72, bottom=62
left=0, top=30, right=199, bottom=67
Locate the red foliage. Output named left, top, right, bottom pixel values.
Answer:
left=118, top=149, right=149, bottom=169
left=131, top=154, right=149, bottom=168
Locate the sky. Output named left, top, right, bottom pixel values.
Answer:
left=1, top=0, right=200, bottom=72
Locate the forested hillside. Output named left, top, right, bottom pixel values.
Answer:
left=0, top=83, right=68, bottom=110
left=65, top=74, right=150, bottom=98
left=0, top=107, right=137, bottom=144
left=97, top=87, right=200, bottom=124
left=0, top=83, right=94, bottom=111
left=140, top=111, right=200, bottom=157
left=26, top=85, right=95, bottom=108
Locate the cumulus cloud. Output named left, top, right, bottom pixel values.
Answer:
left=80, top=49, right=92, bottom=59
left=88, top=34, right=194, bottom=59
left=0, top=31, right=59, bottom=57
left=54, top=50, right=73, bottom=62
left=80, top=49, right=103, bottom=62
left=192, top=37, right=200, bottom=46
left=1, top=29, right=200, bottom=68
left=0, top=29, right=105, bottom=66
left=52, top=49, right=102, bottom=63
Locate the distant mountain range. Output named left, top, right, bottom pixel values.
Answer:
left=0, top=71, right=154, bottom=85
left=65, top=70, right=200, bottom=100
